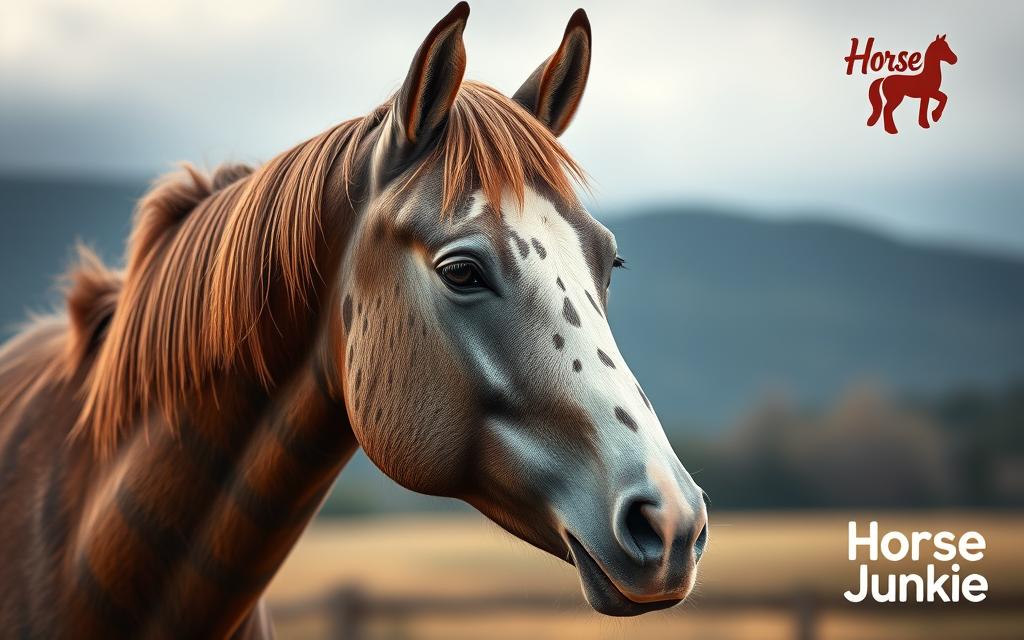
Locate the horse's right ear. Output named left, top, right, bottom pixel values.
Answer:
left=389, top=2, right=469, bottom=162
left=512, top=8, right=592, bottom=137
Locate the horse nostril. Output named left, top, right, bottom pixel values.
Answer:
left=624, top=500, right=664, bottom=565
left=694, top=522, right=708, bottom=563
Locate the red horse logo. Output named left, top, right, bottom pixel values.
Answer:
left=867, top=35, right=957, bottom=134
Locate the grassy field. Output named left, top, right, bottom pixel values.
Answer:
left=265, top=511, right=1024, bottom=639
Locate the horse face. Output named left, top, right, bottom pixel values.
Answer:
left=337, top=3, right=708, bottom=616
left=344, top=174, right=708, bottom=615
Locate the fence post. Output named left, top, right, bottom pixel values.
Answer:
left=794, top=591, right=817, bottom=640
left=328, top=584, right=367, bottom=640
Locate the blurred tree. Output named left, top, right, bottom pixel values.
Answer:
left=673, top=381, right=1024, bottom=509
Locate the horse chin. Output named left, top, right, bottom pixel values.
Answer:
left=565, top=533, right=683, bottom=617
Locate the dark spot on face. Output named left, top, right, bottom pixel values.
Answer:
left=354, top=370, right=363, bottom=392
left=563, top=298, right=581, bottom=327
left=530, top=238, right=547, bottom=259
left=362, top=316, right=368, bottom=334
left=342, top=295, right=353, bottom=332
left=584, top=290, right=603, bottom=318
left=556, top=277, right=565, bottom=291
left=573, top=359, right=582, bottom=372
left=637, top=384, right=652, bottom=411
left=363, top=370, right=379, bottom=411
left=553, top=334, right=564, bottom=350
left=347, top=343, right=354, bottom=364
left=357, top=300, right=363, bottom=315
left=509, top=229, right=530, bottom=259
left=614, top=406, right=638, bottom=432
left=597, top=348, right=615, bottom=368
left=375, top=296, right=382, bottom=310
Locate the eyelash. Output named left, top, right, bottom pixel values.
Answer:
left=605, top=255, right=625, bottom=289
left=437, top=259, right=488, bottom=291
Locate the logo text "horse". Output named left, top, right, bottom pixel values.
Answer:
left=845, top=37, right=923, bottom=75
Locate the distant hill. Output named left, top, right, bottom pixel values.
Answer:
left=604, top=207, right=1024, bottom=427
left=2, top=175, right=1023, bottom=432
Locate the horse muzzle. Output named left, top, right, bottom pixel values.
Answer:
left=560, top=472, right=709, bottom=616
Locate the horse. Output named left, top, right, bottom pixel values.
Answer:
left=0, top=4, right=708, bottom=637
left=867, top=34, right=958, bottom=134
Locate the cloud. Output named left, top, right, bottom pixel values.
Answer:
left=1, top=0, right=1021, bottom=253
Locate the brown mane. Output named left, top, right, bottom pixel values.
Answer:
left=51, top=81, right=584, bottom=455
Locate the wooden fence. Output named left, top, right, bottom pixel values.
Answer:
left=271, top=585, right=1022, bottom=640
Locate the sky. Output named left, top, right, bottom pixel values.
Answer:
left=1, top=0, right=1022, bottom=255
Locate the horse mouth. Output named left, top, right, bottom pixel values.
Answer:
left=565, top=533, right=683, bottom=617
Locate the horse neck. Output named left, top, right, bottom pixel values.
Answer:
left=67, top=157, right=365, bottom=637
left=923, top=48, right=944, bottom=81
left=70, top=358, right=357, bottom=637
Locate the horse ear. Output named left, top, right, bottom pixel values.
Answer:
left=392, top=2, right=469, bottom=153
left=941, top=34, right=947, bottom=40
left=512, top=8, right=592, bottom=137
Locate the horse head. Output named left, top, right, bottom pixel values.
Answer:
left=334, top=3, right=708, bottom=615
left=929, top=34, right=958, bottom=66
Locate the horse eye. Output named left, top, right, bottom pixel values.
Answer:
left=438, top=260, right=485, bottom=291
left=608, top=255, right=626, bottom=288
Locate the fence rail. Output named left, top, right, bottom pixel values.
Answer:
left=271, top=586, right=1023, bottom=640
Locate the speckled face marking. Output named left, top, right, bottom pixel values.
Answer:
left=342, top=295, right=354, bottom=332
left=456, top=185, right=706, bottom=608
left=509, top=229, right=531, bottom=259
left=563, top=298, right=581, bottom=327
left=482, top=186, right=666, bottom=449
left=614, top=406, right=638, bottom=432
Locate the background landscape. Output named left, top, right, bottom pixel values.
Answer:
left=2, top=0, right=1023, bottom=638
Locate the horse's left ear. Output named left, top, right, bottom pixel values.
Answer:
left=513, top=8, right=592, bottom=137
left=391, top=2, right=469, bottom=154
left=941, top=34, right=947, bottom=40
